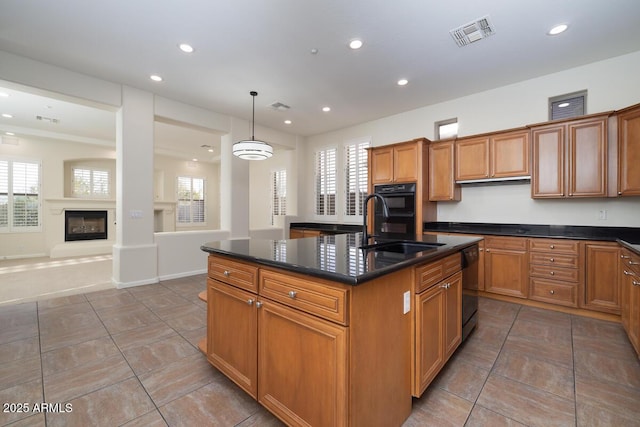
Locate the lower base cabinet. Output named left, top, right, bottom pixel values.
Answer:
left=484, top=236, right=529, bottom=298
left=583, top=242, right=621, bottom=314
left=621, top=249, right=640, bottom=357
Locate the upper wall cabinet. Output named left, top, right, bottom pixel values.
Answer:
left=531, top=114, right=609, bottom=198
left=617, top=103, right=640, bottom=196
left=370, top=140, right=420, bottom=184
left=455, top=129, right=530, bottom=182
left=428, top=140, right=461, bottom=201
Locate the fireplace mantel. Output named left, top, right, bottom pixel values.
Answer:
left=46, top=198, right=116, bottom=215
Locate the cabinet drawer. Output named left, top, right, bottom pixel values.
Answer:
left=485, top=236, right=528, bottom=251
left=415, top=253, right=461, bottom=293
left=259, top=269, right=348, bottom=325
left=529, top=253, right=579, bottom=268
left=621, top=251, right=640, bottom=276
left=529, top=238, right=579, bottom=254
left=208, top=255, right=258, bottom=293
left=530, top=264, right=579, bottom=283
left=529, top=278, right=578, bottom=307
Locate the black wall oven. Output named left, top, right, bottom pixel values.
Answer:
left=373, top=183, right=416, bottom=239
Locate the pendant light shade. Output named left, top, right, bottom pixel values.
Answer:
left=233, top=91, right=273, bottom=160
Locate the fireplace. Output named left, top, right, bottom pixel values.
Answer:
left=65, top=210, right=108, bottom=241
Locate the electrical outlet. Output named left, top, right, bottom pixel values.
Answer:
left=403, top=291, right=410, bottom=314
left=598, top=210, right=607, bottom=220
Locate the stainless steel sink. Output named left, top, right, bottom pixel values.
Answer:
left=361, top=240, right=444, bottom=255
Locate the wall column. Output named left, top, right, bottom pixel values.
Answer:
left=112, top=86, right=158, bottom=287
left=220, top=118, right=250, bottom=238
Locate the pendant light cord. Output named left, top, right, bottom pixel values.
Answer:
left=250, top=91, right=257, bottom=140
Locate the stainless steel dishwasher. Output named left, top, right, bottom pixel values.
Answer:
left=461, top=244, right=479, bottom=341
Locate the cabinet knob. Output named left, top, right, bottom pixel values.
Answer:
left=247, top=299, right=254, bottom=305
left=550, top=245, right=555, bottom=249
left=288, top=290, right=297, bottom=299
left=550, top=258, right=554, bottom=262
left=550, top=290, right=555, bottom=295
left=486, top=249, right=491, bottom=253
left=550, top=271, right=555, bottom=275
left=256, top=301, right=263, bottom=308
left=441, top=283, right=451, bottom=289
left=618, top=191, right=622, bottom=195
left=223, top=270, right=230, bottom=277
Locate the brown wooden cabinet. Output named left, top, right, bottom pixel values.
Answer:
left=620, top=249, right=640, bottom=357
left=428, top=140, right=461, bottom=201
left=455, top=129, right=530, bottom=182
left=528, top=238, right=581, bottom=308
left=370, top=141, right=419, bottom=184
left=617, top=103, right=640, bottom=196
left=289, top=228, right=323, bottom=239
left=583, top=242, right=621, bottom=314
left=413, top=254, right=462, bottom=397
left=484, top=236, right=529, bottom=298
left=531, top=114, right=609, bottom=198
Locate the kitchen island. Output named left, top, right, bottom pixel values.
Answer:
left=200, top=233, right=481, bottom=427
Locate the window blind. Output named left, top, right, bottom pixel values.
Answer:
left=271, top=169, right=287, bottom=225
left=344, top=141, right=369, bottom=216
left=315, top=148, right=336, bottom=216
left=177, top=176, right=205, bottom=224
left=0, top=160, right=41, bottom=230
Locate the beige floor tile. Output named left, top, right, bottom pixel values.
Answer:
left=404, top=387, right=473, bottom=427
left=180, top=326, right=207, bottom=349
left=159, top=379, right=261, bottom=427
left=163, top=308, right=207, bottom=333
left=476, top=374, right=575, bottom=426
left=0, top=379, right=43, bottom=426
left=572, top=315, right=629, bottom=342
left=572, top=334, right=637, bottom=362
left=0, top=336, right=39, bottom=364
left=516, top=305, right=572, bottom=329
left=0, top=355, right=41, bottom=390
left=39, top=322, right=109, bottom=353
left=574, top=349, right=640, bottom=388
left=575, top=371, right=640, bottom=419
left=576, top=401, right=640, bottom=427
left=234, top=407, right=285, bottom=427
left=150, top=300, right=203, bottom=320
left=454, top=337, right=501, bottom=371
left=139, top=353, right=220, bottom=406
left=122, top=334, right=199, bottom=375
left=44, top=354, right=134, bottom=403
left=37, top=293, right=88, bottom=310
left=139, top=292, right=190, bottom=311
left=431, top=355, right=490, bottom=402
left=95, top=304, right=162, bottom=334
left=501, top=334, right=573, bottom=369
left=492, top=350, right=574, bottom=399
left=120, top=410, right=168, bottom=427
left=41, top=336, right=120, bottom=376
left=508, top=317, right=572, bottom=344
left=465, top=405, right=527, bottom=427
left=45, top=377, right=155, bottom=427
left=4, top=413, right=46, bottom=426
left=111, top=322, right=178, bottom=351
left=0, top=303, right=38, bottom=344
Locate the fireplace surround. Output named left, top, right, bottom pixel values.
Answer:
left=64, top=210, right=108, bottom=241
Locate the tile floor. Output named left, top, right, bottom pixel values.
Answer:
left=1, top=275, right=640, bottom=426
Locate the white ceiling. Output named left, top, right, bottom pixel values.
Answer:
left=1, top=0, right=640, bottom=159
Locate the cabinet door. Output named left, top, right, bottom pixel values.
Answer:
left=289, top=229, right=305, bottom=239
left=429, top=141, right=460, bottom=201
left=532, top=125, right=565, bottom=198
left=370, top=146, right=394, bottom=184
left=583, top=243, right=620, bottom=314
left=491, top=130, right=530, bottom=178
left=455, top=137, right=490, bottom=181
left=444, top=271, right=462, bottom=359
left=207, top=279, right=258, bottom=398
left=630, top=276, right=640, bottom=356
left=394, top=143, right=419, bottom=182
left=568, top=117, right=607, bottom=197
left=258, top=299, right=348, bottom=427
left=413, top=284, right=445, bottom=397
left=618, top=105, right=640, bottom=196
left=485, top=240, right=528, bottom=298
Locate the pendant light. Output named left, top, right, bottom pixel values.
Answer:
left=233, top=91, right=273, bottom=160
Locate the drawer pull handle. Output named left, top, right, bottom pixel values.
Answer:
left=629, top=261, right=640, bottom=266
left=633, top=281, right=640, bottom=286
left=621, top=254, right=630, bottom=259
left=247, top=299, right=254, bottom=306
left=223, top=270, right=230, bottom=277
left=549, top=290, right=555, bottom=295
left=441, top=283, right=451, bottom=289
left=624, top=270, right=633, bottom=276
left=550, top=258, right=554, bottom=262
left=288, top=291, right=297, bottom=299
left=550, top=245, right=555, bottom=249
left=550, top=271, right=555, bottom=276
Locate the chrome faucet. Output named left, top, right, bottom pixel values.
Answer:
left=362, top=193, right=390, bottom=247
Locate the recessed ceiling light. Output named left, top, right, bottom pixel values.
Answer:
left=558, top=102, right=570, bottom=108
left=208, top=148, right=214, bottom=153
left=284, top=120, right=292, bottom=125
left=548, top=24, right=568, bottom=35
left=310, top=48, right=319, bottom=55
left=150, top=74, right=163, bottom=82
left=322, top=106, right=331, bottom=112
left=192, top=158, right=198, bottom=162
left=349, top=39, right=363, bottom=50
left=397, top=79, right=409, bottom=86
left=178, top=43, right=194, bottom=53
left=2, top=113, right=13, bottom=118
left=0, top=92, right=9, bottom=98
left=5, top=132, right=15, bottom=136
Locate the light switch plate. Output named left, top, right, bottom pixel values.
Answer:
left=403, top=291, right=410, bottom=314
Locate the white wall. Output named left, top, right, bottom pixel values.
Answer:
left=303, top=50, right=640, bottom=227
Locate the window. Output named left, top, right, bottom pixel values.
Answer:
left=344, top=140, right=369, bottom=217
left=271, top=169, right=287, bottom=225
left=72, top=167, right=110, bottom=198
left=0, top=159, right=41, bottom=231
left=435, top=118, right=458, bottom=140
left=177, top=176, right=205, bottom=225
left=314, top=148, right=336, bottom=216
left=549, top=90, right=587, bottom=120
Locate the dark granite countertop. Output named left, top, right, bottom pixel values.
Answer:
left=201, top=233, right=481, bottom=285
left=290, top=222, right=362, bottom=233
left=618, top=240, right=640, bottom=256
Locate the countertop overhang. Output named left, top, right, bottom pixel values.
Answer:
left=201, top=233, right=481, bottom=285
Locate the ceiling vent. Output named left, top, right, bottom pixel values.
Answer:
left=1, top=135, right=19, bottom=145
left=450, top=15, right=495, bottom=47
left=269, top=101, right=291, bottom=112
left=36, top=115, right=60, bottom=124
